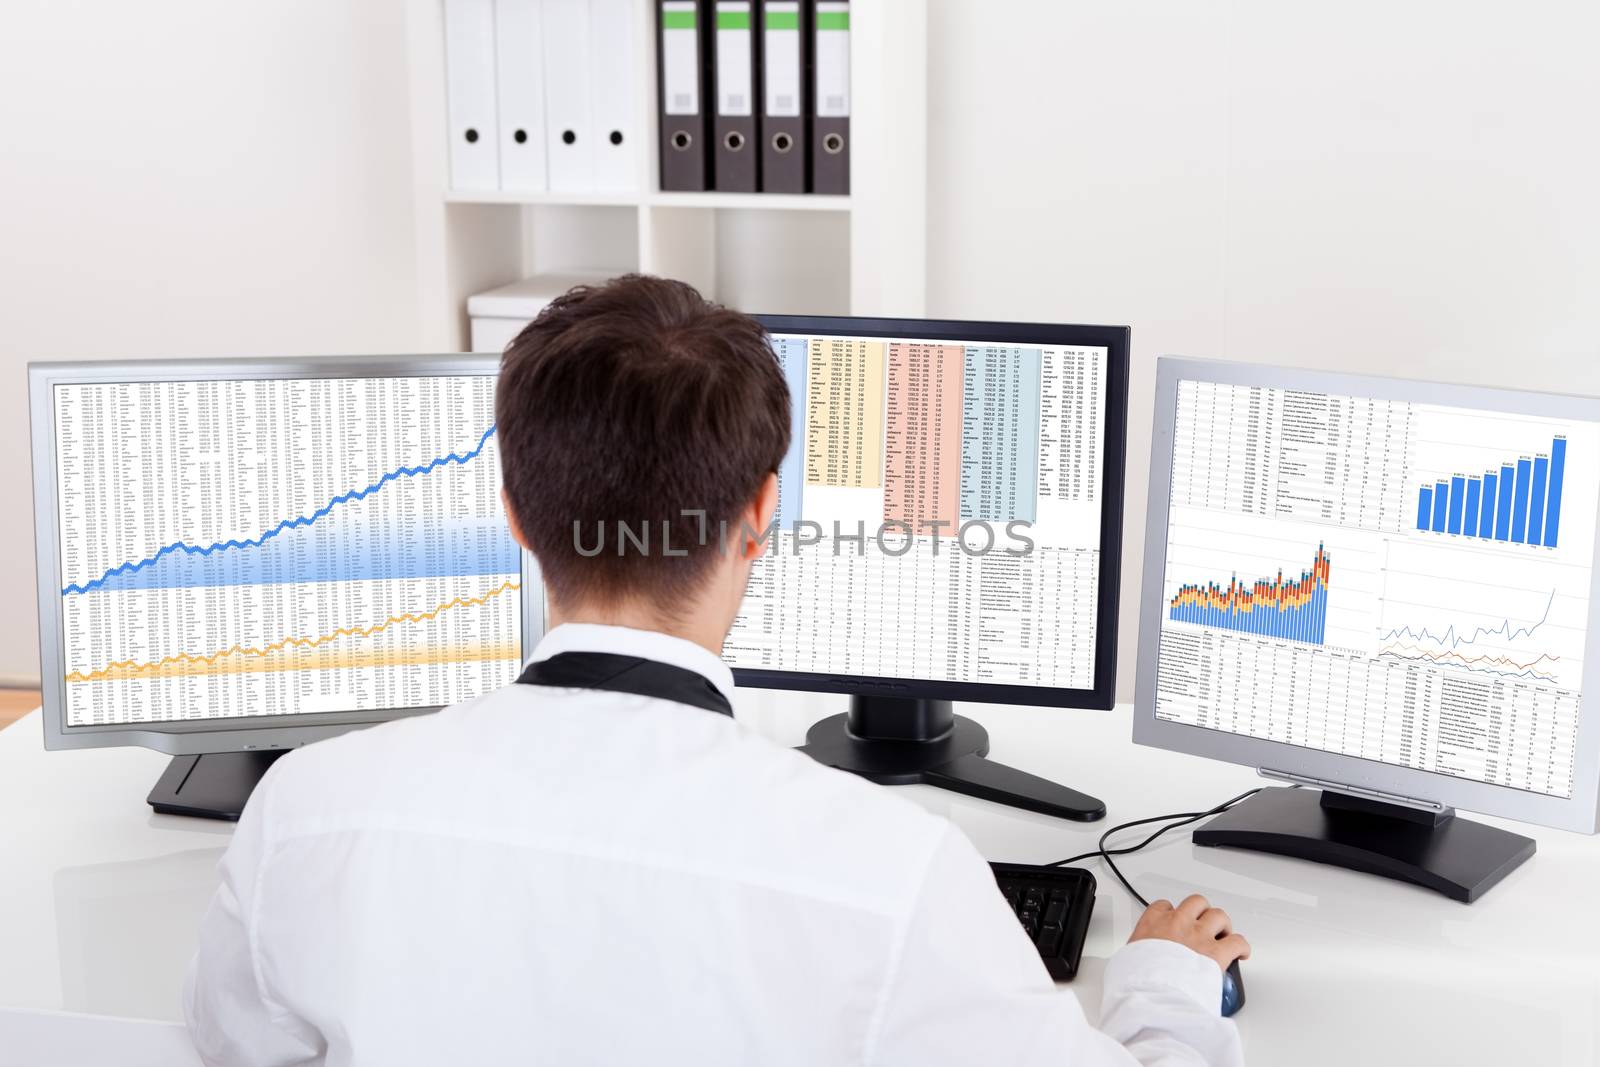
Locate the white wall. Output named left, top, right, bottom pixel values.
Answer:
left=924, top=0, right=1600, bottom=700
left=0, top=1, right=423, bottom=682
left=5, top=0, right=1599, bottom=703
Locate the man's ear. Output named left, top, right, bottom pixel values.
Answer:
left=742, top=472, right=780, bottom=560
left=501, top=487, right=533, bottom=552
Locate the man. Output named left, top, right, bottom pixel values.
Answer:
left=185, top=275, right=1248, bottom=1065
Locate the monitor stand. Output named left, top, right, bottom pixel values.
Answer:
left=797, top=696, right=1106, bottom=821
left=1192, top=786, right=1536, bottom=902
left=146, top=751, right=288, bottom=821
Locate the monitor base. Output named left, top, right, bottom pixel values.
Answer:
left=797, top=696, right=1106, bottom=822
left=147, top=751, right=288, bottom=821
left=1193, top=786, right=1535, bottom=902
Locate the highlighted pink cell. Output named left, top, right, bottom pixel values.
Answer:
left=884, top=343, right=963, bottom=532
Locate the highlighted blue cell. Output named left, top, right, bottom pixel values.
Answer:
left=959, top=345, right=1041, bottom=523
left=773, top=337, right=809, bottom=530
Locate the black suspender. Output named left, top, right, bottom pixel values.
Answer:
left=516, top=652, right=733, bottom=717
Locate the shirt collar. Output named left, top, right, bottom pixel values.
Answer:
left=528, top=623, right=736, bottom=705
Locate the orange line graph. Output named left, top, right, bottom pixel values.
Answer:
left=1377, top=641, right=1561, bottom=680
left=66, top=579, right=521, bottom=684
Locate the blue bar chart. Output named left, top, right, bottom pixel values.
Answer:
left=1414, top=436, right=1566, bottom=548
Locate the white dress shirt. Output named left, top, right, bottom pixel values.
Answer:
left=185, top=624, right=1244, bottom=1066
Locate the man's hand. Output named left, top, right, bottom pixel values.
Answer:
left=1128, top=894, right=1251, bottom=973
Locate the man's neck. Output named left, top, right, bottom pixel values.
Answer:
left=547, top=599, right=729, bottom=659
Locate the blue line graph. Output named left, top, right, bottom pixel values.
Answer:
left=1377, top=590, right=1555, bottom=649
left=1376, top=591, right=1562, bottom=683
left=63, top=425, right=499, bottom=596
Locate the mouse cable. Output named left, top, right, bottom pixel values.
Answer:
left=1045, top=786, right=1283, bottom=908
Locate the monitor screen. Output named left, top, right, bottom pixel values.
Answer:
left=51, top=372, right=522, bottom=728
left=1152, top=378, right=1597, bottom=800
left=724, top=327, right=1113, bottom=697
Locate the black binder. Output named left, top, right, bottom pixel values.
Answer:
left=809, top=0, right=849, bottom=195
left=759, top=0, right=808, bottom=193
left=657, top=0, right=712, bottom=191
left=711, top=1, right=759, bottom=192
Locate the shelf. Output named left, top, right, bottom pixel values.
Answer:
left=445, top=189, right=853, bottom=213
left=444, top=189, right=641, bottom=207
left=408, top=0, right=925, bottom=347
left=648, top=192, right=852, bottom=212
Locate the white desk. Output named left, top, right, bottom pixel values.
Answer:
left=3, top=693, right=1598, bottom=1065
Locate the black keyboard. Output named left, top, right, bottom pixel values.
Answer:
left=991, top=862, right=1096, bottom=981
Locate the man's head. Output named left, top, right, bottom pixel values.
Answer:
left=495, top=275, right=789, bottom=641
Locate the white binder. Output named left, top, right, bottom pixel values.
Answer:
left=444, top=0, right=501, bottom=192
left=589, top=0, right=640, bottom=191
left=541, top=0, right=595, bottom=192
left=494, top=0, right=548, bottom=192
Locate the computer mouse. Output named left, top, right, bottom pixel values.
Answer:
left=1220, top=958, right=1246, bottom=1017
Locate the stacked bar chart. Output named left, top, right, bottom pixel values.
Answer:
left=1416, top=436, right=1566, bottom=547
left=1168, top=544, right=1332, bottom=644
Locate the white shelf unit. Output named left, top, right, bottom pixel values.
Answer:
left=445, top=190, right=853, bottom=212
left=405, top=0, right=927, bottom=351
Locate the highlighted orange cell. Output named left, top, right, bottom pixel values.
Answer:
left=804, top=338, right=885, bottom=488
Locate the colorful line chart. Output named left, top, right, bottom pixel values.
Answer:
left=1376, top=589, right=1558, bottom=682
left=1373, top=536, right=1589, bottom=690
left=54, top=375, right=523, bottom=726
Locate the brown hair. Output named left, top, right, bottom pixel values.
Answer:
left=495, top=274, right=790, bottom=612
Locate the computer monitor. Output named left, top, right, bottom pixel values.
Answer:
left=28, top=355, right=540, bottom=819
left=726, top=316, right=1130, bottom=821
left=1136, top=357, right=1600, bottom=900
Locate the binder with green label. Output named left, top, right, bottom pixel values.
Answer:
left=759, top=0, right=808, bottom=193
left=658, top=0, right=711, bottom=190
left=810, top=0, right=849, bottom=195
left=713, top=1, right=759, bottom=192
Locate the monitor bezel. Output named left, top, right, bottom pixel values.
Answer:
left=740, top=314, right=1130, bottom=712
left=1134, top=356, right=1600, bottom=834
left=28, top=354, right=543, bottom=756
